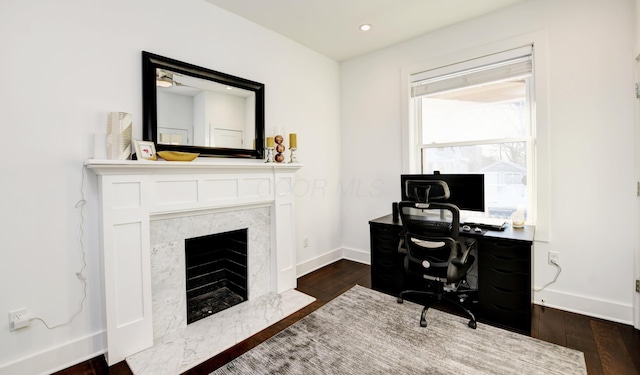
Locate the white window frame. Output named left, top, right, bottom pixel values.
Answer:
left=401, top=35, right=550, bottom=239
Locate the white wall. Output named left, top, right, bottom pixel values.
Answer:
left=157, top=91, right=193, bottom=138
left=341, top=0, right=636, bottom=323
left=0, top=0, right=340, bottom=374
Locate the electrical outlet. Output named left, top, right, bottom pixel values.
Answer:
left=8, top=308, right=29, bottom=331
left=303, top=237, right=309, bottom=248
left=548, top=251, right=560, bottom=265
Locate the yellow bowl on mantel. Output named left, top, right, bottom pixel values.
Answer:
left=157, top=151, right=200, bottom=162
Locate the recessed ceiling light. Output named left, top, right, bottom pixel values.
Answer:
left=226, top=86, right=233, bottom=90
left=359, top=24, right=371, bottom=31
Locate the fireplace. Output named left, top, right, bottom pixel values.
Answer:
left=86, top=159, right=302, bottom=365
left=150, top=206, right=272, bottom=342
left=185, top=229, right=248, bottom=324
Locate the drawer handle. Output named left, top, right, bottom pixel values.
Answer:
left=490, top=254, right=528, bottom=263
left=492, top=285, right=515, bottom=293
left=492, top=254, right=515, bottom=261
left=489, top=255, right=528, bottom=265
left=493, top=268, right=515, bottom=275
left=492, top=268, right=528, bottom=277
left=490, top=304, right=518, bottom=313
left=491, top=243, right=517, bottom=250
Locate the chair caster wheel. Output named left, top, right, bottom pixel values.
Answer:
left=420, top=320, right=427, bottom=328
left=468, top=320, right=477, bottom=329
left=397, top=297, right=404, bottom=304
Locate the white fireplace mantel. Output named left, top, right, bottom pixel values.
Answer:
left=86, top=159, right=302, bottom=365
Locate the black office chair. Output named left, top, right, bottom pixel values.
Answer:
left=396, top=182, right=478, bottom=329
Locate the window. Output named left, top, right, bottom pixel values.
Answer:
left=410, top=46, right=534, bottom=221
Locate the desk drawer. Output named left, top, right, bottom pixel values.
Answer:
left=481, top=253, right=529, bottom=274
left=479, top=303, right=531, bottom=334
left=371, top=255, right=395, bottom=269
left=480, top=240, right=530, bottom=260
left=480, top=284, right=530, bottom=310
left=370, top=223, right=400, bottom=240
left=371, top=270, right=403, bottom=296
left=370, top=224, right=401, bottom=249
left=371, top=241, right=399, bottom=258
left=480, top=266, right=530, bottom=290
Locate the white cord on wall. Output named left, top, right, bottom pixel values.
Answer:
left=533, top=259, right=561, bottom=292
left=29, top=159, right=89, bottom=329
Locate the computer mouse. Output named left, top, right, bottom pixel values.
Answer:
left=474, top=227, right=482, bottom=233
left=462, top=225, right=471, bottom=232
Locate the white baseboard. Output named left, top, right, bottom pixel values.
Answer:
left=296, top=247, right=371, bottom=278
left=298, top=248, right=635, bottom=327
left=342, top=247, right=370, bottom=265
left=0, top=331, right=104, bottom=375
left=296, top=248, right=344, bottom=277
left=534, top=289, right=633, bottom=325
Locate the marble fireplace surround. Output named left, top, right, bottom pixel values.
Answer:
left=150, top=207, right=270, bottom=340
left=86, top=159, right=312, bottom=369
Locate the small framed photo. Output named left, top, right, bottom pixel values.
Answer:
left=133, top=140, right=157, bottom=161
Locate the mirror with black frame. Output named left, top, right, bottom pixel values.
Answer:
left=142, top=51, right=265, bottom=158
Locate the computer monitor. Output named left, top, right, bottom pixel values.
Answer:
left=401, top=173, right=485, bottom=212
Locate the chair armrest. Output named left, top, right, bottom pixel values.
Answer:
left=451, top=238, right=476, bottom=266
left=398, top=238, right=407, bottom=255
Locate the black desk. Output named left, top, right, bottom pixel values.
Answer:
left=369, top=214, right=534, bottom=334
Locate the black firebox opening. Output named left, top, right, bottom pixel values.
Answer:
left=185, top=228, right=248, bottom=325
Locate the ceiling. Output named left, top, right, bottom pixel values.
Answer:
left=204, top=0, right=527, bottom=61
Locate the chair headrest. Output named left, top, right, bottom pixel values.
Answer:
left=404, top=180, right=450, bottom=203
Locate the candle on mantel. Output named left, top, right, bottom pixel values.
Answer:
left=266, top=137, right=275, bottom=148
left=289, top=133, right=297, bottom=148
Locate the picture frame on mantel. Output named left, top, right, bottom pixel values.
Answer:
left=133, top=140, right=157, bottom=161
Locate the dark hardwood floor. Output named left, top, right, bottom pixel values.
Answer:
left=54, top=260, right=640, bottom=375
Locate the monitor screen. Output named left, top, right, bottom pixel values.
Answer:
left=401, top=173, right=485, bottom=212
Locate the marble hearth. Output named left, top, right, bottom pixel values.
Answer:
left=86, top=160, right=313, bottom=370
left=126, top=288, right=313, bottom=375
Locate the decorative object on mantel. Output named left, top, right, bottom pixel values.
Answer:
left=106, top=112, right=133, bottom=160
left=157, top=151, right=199, bottom=161
left=265, top=137, right=275, bottom=163
left=133, top=140, right=157, bottom=161
left=289, top=133, right=298, bottom=163
left=274, top=134, right=285, bottom=163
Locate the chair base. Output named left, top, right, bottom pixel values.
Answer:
left=397, top=289, right=477, bottom=329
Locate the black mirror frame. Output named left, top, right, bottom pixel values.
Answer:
left=142, top=51, right=265, bottom=159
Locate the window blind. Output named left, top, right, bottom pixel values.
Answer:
left=411, top=45, right=533, bottom=98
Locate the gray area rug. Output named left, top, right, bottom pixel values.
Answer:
left=211, top=285, right=586, bottom=374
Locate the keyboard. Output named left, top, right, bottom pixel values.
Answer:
left=407, top=219, right=452, bottom=234
left=462, top=221, right=507, bottom=231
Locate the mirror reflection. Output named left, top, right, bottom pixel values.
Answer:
left=156, top=68, right=256, bottom=150
left=142, top=51, right=265, bottom=159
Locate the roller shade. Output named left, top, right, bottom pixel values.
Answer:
left=411, top=45, right=532, bottom=98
